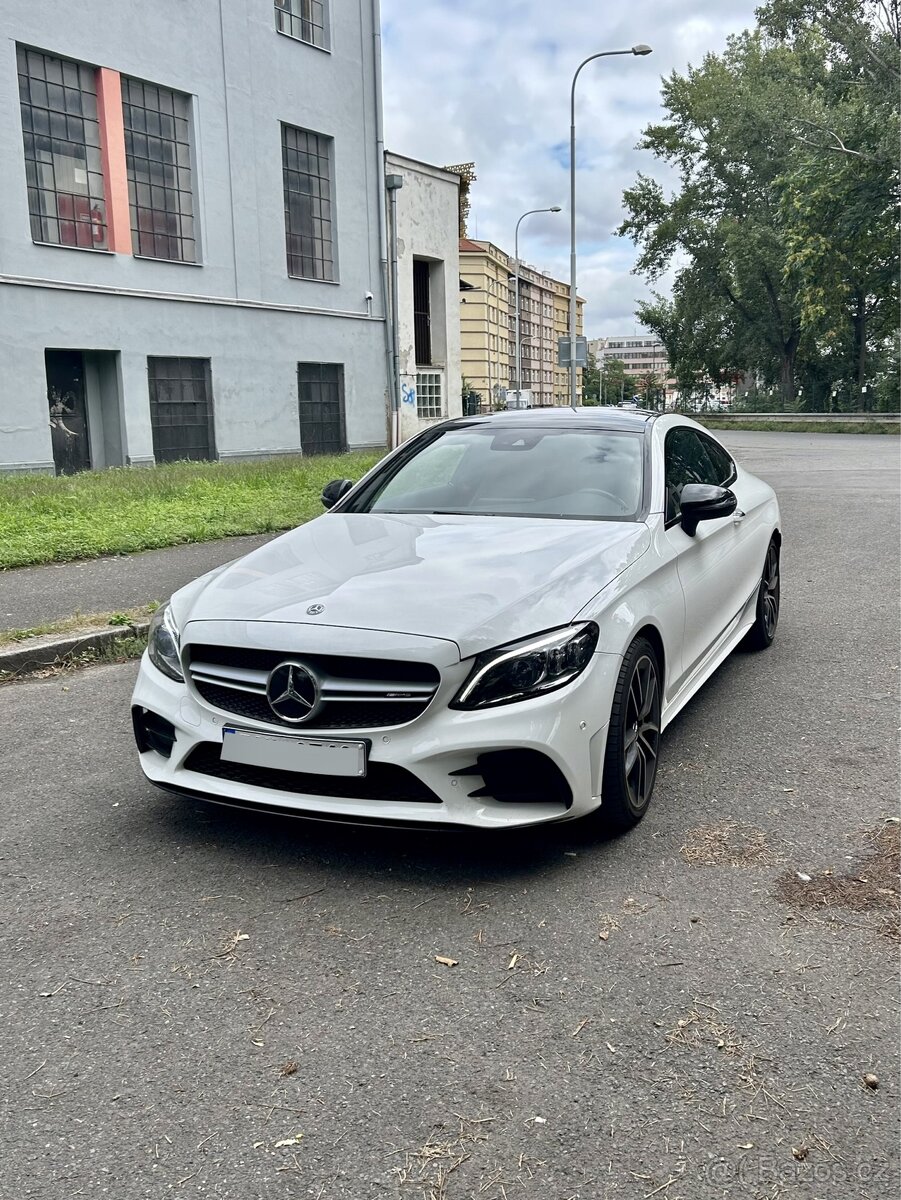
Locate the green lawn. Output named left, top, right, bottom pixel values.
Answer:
left=695, top=417, right=900, bottom=434
left=0, top=452, right=383, bottom=570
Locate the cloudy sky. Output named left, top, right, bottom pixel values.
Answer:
left=380, top=0, right=758, bottom=337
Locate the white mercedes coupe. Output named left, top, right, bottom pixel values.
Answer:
left=132, top=409, right=781, bottom=832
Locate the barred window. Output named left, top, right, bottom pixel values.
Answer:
left=416, top=372, right=443, bottom=420
left=122, top=77, right=195, bottom=262
left=282, top=125, right=334, bottom=281
left=17, top=46, right=107, bottom=249
left=275, top=0, right=328, bottom=49
left=148, top=357, right=215, bottom=462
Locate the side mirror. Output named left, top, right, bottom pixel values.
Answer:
left=321, top=478, right=354, bottom=509
left=679, top=483, right=737, bottom=536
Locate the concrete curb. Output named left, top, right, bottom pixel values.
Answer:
left=0, top=620, right=150, bottom=678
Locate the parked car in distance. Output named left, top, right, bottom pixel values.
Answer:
left=133, top=408, right=781, bottom=832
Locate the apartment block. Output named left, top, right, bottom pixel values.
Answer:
left=459, top=240, right=584, bottom=408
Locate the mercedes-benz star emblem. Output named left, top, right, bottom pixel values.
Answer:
left=266, top=661, right=320, bottom=723
left=306, top=603, right=324, bottom=616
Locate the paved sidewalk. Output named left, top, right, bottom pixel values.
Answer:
left=0, top=532, right=277, bottom=632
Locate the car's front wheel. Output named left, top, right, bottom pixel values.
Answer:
left=597, top=637, right=662, bottom=833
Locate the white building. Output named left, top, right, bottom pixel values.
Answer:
left=589, top=335, right=671, bottom=386
left=384, top=153, right=462, bottom=443
left=0, top=0, right=390, bottom=474
left=590, top=335, right=735, bottom=407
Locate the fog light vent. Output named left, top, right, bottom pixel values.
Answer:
left=132, top=706, right=176, bottom=759
left=459, top=750, right=572, bottom=808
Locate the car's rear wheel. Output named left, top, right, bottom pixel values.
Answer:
left=597, top=637, right=661, bottom=833
left=743, top=538, right=780, bottom=651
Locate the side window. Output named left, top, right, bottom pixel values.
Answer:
left=664, top=428, right=720, bottom=521
left=699, top=434, right=736, bottom=487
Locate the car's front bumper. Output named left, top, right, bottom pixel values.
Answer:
left=131, top=649, right=622, bottom=831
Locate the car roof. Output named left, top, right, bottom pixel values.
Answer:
left=443, top=406, right=659, bottom=434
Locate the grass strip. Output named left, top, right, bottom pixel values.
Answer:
left=0, top=451, right=382, bottom=569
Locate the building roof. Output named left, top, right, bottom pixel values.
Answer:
left=384, top=151, right=461, bottom=185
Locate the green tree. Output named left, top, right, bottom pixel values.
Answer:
left=758, top=0, right=900, bottom=409
left=620, top=3, right=899, bottom=410
left=599, top=357, right=628, bottom=405
left=621, top=34, right=811, bottom=405
left=635, top=370, right=666, bottom=410
left=581, top=352, right=601, bottom=404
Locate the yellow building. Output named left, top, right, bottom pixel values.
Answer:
left=459, top=239, right=585, bottom=408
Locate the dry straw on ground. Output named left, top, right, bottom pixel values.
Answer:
left=680, top=820, right=785, bottom=868
left=776, top=821, right=900, bottom=940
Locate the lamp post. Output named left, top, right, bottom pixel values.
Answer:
left=514, top=206, right=560, bottom=405
left=568, top=45, right=652, bottom=408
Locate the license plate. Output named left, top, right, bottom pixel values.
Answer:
left=221, top=727, right=367, bottom=777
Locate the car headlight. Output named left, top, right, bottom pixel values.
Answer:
left=451, top=622, right=599, bottom=710
left=147, top=603, right=184, bottom=682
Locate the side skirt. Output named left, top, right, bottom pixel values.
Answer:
left=659, top=584, right=759, bottom=732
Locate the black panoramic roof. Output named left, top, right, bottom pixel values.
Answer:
left=445, top=406, right=659, bottom=432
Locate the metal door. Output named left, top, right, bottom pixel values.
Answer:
left=298, top=362, right=346, bottom=455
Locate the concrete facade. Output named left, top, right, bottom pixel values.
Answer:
left=0, top=0, right=390, bottom=473
left=385, top=153, right=461, bottom=442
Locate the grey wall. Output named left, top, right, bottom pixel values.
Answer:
left=385, top=153, right=461, bottom=442
left=0, top=0, right=389, bottom=471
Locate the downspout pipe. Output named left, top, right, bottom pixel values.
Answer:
left=387, top=178, right=403, bottom=449
left=371, top=0, right=399, bottom=447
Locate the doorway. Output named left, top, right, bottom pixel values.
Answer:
left=46, top=350, right=91, bottom=475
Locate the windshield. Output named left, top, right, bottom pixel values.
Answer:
left=353, top=427, right=645, bottom=521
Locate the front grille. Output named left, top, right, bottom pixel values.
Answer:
left=187, top=644, right=438, bottom=682
left=184, top=643, right=440, bottom=732
left=184, top=742, right=441, bottom=804
left=192, top=682, right=427, bottom=730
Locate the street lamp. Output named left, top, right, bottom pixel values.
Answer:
left=568, top=44, right=652, bottom=408
left=513, top=206, right=561, bottom=404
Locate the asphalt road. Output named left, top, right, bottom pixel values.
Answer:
left=0, top=433, right=898, bottom=1199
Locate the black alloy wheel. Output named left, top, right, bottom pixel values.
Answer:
left=598, top=636, right=662, bottom=833
left=744, top=539, right=780, bottom=650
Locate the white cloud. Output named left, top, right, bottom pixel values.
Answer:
left=380, top=0, right=757, bottom=336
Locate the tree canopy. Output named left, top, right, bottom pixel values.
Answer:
left=619, top=0, right=899, bottom=410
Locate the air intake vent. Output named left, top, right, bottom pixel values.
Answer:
left=184, top=742, right=442, bottom=804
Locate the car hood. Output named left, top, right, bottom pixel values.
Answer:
left=177, top=512, right=649, bottom=658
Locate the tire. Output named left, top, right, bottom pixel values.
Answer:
left=597, top=637, right=662, bottom=834
left=743, top=538, right=780, bottom=651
